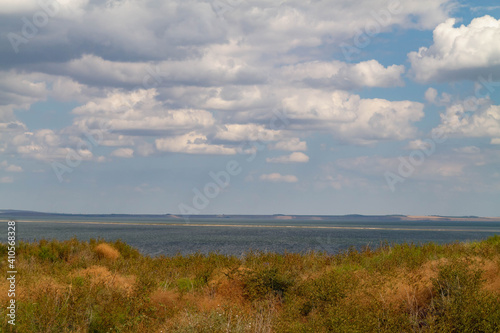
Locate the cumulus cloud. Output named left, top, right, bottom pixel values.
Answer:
left=259, top=173, right=298, bottom=183
left=283, top=90, right=424, bottom=144
left=155, top=132, right=237, bottom=155
left=269, top=138, right=307, bottom=151
left=266, top=152, right=309, bottom=164
left=278, top=60, right=405, bottom=89
left=405, top=139, right=433, bottom=150
left=0, top=0, right=454, bottom=166
left=72, top=89, right=215, bottom=136
left=409, top=16, right=500, bottom=82
left=0, top=71, right=48, bottom=122
left=433, top=103, right=500, bottom=141
left=424, top=88, right=438, bottom=104
left=111, top=148, right=134, bottom=158
left=215, top=123, right=282, bottom=142
left=43, top=53, right=263, bottom=89
left=0, top=0, right=454, bottom=68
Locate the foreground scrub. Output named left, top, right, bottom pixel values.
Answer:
left=1, top=236, right=500, bottom=332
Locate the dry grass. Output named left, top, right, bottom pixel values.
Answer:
left=479, top=259, right=500, bottom=293
left=94, top=243, right=120, bottom=260
left=73, top=265, right=135, bottom=295
left=2, top=236, right=500, bottom=332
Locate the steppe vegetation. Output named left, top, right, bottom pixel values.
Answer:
left=2, top=236, right=500, bottom=332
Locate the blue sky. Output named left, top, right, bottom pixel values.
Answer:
left=1, top=0, right=500, bottom=216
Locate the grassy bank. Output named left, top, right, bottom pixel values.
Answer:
left=1, top=236, right=500, bottom=332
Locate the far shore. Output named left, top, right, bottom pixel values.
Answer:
left=2, top=219, right=500, bottom=233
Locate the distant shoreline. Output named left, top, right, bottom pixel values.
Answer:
left=2, top=219, right=500, bottom=233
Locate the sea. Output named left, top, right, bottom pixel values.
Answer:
left=4, top=217, right=500, bottom=257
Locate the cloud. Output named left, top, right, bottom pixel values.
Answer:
left=4, top=129, right=96, bottom=162
left=433, top=103, right=500, bottom=141
left=6, top=165, right=23, bottom=172
left=279, top=60, right=405, bottom=89
left=0, top=0, right=454, bottom=167
left=72, top=89, right=215, bottom=136
left=453, top=146, right=481, bottom=154
left=424, top=88, right=438, bottom=104
left=215, top=123, right=282, bottom=142
left=42, top=53, right=263, bottom=89
left=405, top=139, right=433, bottom=150
left=409, top=16, right=500, bottom=82
left=269, top=138, right=307, bottom=151
left=283, top=90, right=424, bottom=144
left=155, top=132, right=237, bottom=155
left=0, top=71, right=48, bottom=123
left=266, top=152, right=309, bottom=164
left=111, top=148, right=134, bottom=158
left=0, top=161, right=23, bottom=172
left=259, top=173, right=298, bottom=183
left=0, top=177, right=14, bottom=183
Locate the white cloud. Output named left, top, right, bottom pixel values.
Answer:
left=45, top=53, right=263, bottom=88
left=155, top=132, right=237, bottom=155
left=0, top=177, right=14, bottom=183
left=0, top=0, right=45, bottom=14
left=434, top=103, right=500, bottom=140
left=425, top=88, right=438, bottom=104
left=266, top=152, right=309, bottom=164
left=111, top=148, right=134, bottom=158
left=0, top=161, right=22, bottom=172
left=283, top=90, right=424, bottom=144
left=409, top=16, right=500, bottom=82
left=215, top=123, right=282, bottom=142
left=0, top=71, right=48, bottom=124
left=259, top=173, right=298, bottom=183
left=279, top=60, right=405, bottom=89
left=5, top=164, right=23, bottom=172
left=453, top=146, right=481, bottom=154
left=0, top=0, right=454, bottom=71
left=72, top=89, right=215, bottom=135
left=269, top=138, right=307, bottom=151
left=405, top=139, right=433, bottom=150
left=6, top=129, right=95, bottom=162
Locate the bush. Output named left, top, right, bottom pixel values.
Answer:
left=242, top=267, right=294, bottom=301
left=428, top=259, right=500, bottom=332
left=2, top=236, right=500, bottom=332
left=94, top=243, right=120, bottom=260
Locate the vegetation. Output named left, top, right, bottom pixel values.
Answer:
left=1, top=236, right=500, bottom=332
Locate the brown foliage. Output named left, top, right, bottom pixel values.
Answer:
left=94, top=243, right=121, bottom=260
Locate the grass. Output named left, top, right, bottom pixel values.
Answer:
left=1, top=236, right=500, bottom=332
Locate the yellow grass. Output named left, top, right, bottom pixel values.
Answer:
left=2, top=236, right=500, bottom=332
left=94, top=243, right=120, bottom=260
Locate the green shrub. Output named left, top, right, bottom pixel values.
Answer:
left=243, top=267, right=294, bottom=301
left=428, top=259, right=500, bottom=332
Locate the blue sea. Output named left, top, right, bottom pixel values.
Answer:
left=4, top=218, right=500, bottom=256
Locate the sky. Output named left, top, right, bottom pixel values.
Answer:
left=0, top=0, right=500, bottom=216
